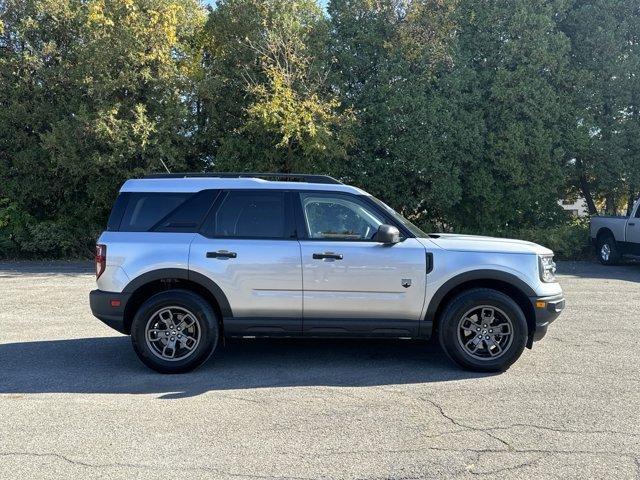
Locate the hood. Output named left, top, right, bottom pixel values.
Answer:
left=419, top=233, right=553, bottom=255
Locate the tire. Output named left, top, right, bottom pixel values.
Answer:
left=438, top=288, right=528, bottom=372
left=597, top=234, right=620, bottom=265
left=130, top=289, right=219, bottom=374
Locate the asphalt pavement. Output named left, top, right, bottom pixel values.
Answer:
left=0, top=260, right=639, bottom=479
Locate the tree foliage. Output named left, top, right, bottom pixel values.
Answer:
left=0, top=0, right=638, bottom=258
left=443, top=0, right=571, bottom=232
left=559, top=0, right=640, bottom=215
left=197, top=0, right=351, bottom=173
left=0, top=0, right=204, bottom=256
left=327, top=0, right=459, bottom=229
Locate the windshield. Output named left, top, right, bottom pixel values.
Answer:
left=369, top=196, right=428, bottom=238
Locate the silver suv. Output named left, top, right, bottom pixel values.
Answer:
left=90, top=173, right=565, bottom=373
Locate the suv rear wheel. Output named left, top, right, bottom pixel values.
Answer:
left=438, top=288, right=528, bottom=372
left=131, top=289, right=219, bottom=373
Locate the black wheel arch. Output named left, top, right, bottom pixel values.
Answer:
left=424, top=270, right=537, bottom=347
left=121, top=268, right=232, bottom=335
left=596, top=227, right=616, bottom=244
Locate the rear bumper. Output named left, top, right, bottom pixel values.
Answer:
left=528, top=293, right=565, bottom=344
left=89, top=289, right=131, bottom=334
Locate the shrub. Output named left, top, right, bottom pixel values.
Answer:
left=512, top=219, right=591, bottom=260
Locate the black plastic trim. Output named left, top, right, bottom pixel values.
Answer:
left=143, top=172, right=342, bottom=184
left=122, top=268, right=233, bottom=318
left=303, top=318, right=419, bottom=337
left=425, top=252, right=433, bottom=274
left=424, top=270, right=537, bottom=324
left=529, top=294, right=565, bottom=342
left=223, top=317, right=420, bottom=338
left=223, top=317, right=302, bottom=336
left=89, top=290, right=131, bottom=334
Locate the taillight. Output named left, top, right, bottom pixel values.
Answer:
left=95, top=244, right=106, bottom=279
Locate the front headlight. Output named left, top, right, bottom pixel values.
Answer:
left=539, top=255, right=557, bottom=283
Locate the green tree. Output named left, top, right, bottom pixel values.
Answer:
left=440, top=0, right=572, bottom=232
left=559, top=0, right=640, bottom=215
left=327, top=0, right=458, bottom=228
left=197, top=0, right=351, bottom=173
left=0, top=0, right=204, bottom=257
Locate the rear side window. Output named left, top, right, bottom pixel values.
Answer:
left=119, top=193, right=191, bottom=232
left=153, top=190, right=219, bottom=232
left=205, top=191, right=289, bottom=239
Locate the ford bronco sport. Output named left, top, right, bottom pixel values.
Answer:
left=90, top=173, right=565, bottom=373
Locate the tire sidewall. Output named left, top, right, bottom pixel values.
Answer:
left=438, top=289, right=527, bottom=372
left=131, top=290, right=219, bottom=373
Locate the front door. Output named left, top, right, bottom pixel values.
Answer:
left=189, top=190, right=302, bottom=335
left=626, top=204, right=640, bottom=254
left=295, top=191, right=427, bottom=337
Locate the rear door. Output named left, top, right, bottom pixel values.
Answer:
left=295, top=191, right=427, bottom=337
left=189, top=190, right=303, bottom=335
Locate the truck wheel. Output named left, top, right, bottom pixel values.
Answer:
left=130, top=289, right=219, bottom=374
left=438, top=289, right=528, bottom=372
left=597, top=234, right=620, bottom=265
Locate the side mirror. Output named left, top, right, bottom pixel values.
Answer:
left=376, top=224, right=400, bottom=244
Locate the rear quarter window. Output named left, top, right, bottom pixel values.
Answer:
left=119, top=193, right=192, bottom=232
left=107, top=190, right=219, bottom=232
left=106, top=193, right=130, bottom=231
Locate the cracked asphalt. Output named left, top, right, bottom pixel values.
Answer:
left=0, top=260, right=639, bottom=479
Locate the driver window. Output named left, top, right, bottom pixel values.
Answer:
left=300, top=193, right=385, bottom=240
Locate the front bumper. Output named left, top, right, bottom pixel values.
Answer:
left=89, top=290, right=131, bottom=334
left=528, top=293, right=565, bottom=345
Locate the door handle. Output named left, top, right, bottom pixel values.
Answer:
left=206, top=251, right=237, bottom=259
left=313, top=252, right=343, bottom=260
left=629, top=222, right=636, bottom=226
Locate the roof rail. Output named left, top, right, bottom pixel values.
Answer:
left=142, top=172, right=342, bottom=185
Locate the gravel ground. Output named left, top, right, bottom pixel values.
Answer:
left=0, top=260, right=639, bottom=479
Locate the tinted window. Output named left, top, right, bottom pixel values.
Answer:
left=153, top=190, right=219, bottom=232
left=208, top=191, right=288, bottom=238
left=106, top=193, right=130, bottom=231
left=300, top=193, right=385, bottom=240
left=119, top=193, right=191, bottom=232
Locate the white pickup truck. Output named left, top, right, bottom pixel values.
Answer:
left=590, top=199, right=640, bottom=264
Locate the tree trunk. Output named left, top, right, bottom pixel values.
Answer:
left=605, top=194, right=617, bottom=216
left=578, top=172, right=598, bottom=215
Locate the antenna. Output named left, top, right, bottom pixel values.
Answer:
left=158, top=159, right=171, bottom=174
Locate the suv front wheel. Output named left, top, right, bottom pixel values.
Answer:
left=438, top=289, right=528, bottom=372
left=131, top=289, right=219, bottom=373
